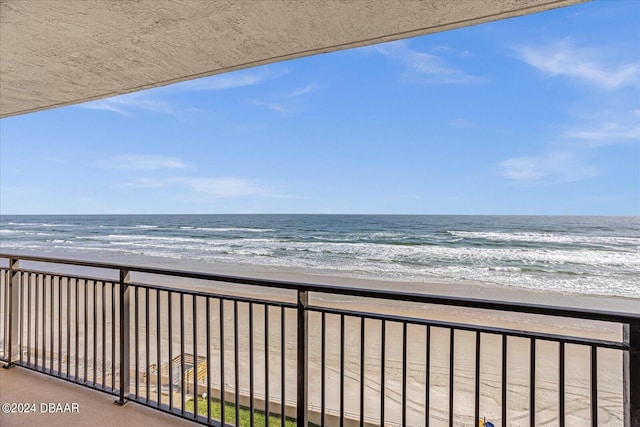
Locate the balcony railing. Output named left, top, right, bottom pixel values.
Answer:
left=1, top=253, right=638, bottom=426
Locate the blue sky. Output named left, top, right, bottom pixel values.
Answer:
left=1, top=1, right=639, bottom=215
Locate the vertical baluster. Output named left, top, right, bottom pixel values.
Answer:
left=50, top=276, right=54, bottom=372
left=321, top=312, right=326, bottom=427
left=1, top=269, right=5, bottom=360
left=249, top=302, right=254, bottom=426
left=157, top=289, right=161, bottom=408
left=381, top=319, right=386, bottom=427
left=220, top=299, right=225, bottom=425
left=84, top=279, right=88, bottom=381
left=1, top=269, right=5, bottom=359
left=502, top=334, right=508, bottom=427
left=624, top=322, right=639, bottom=427
left=450, top=329, right=455, bottom=427
left=475, top=332, right=481, bottom=427
left=180, top=293, right=185, bottom=415
left=102, top=282, right=106, bottom=389
left=168, top=291, right=173, bottom=410
left=403, top=322, right=408, bottom=427
left=35, top=274, right=39, bottom=368
left=296, top=294, right=313, bottom=427
left=93, top=280, right=97, bottom=385
left=135, top=287, right=139, bottom=398
left=28, top=273, right=31, bottom=367
left=75, top=279, right=79, bottom=379
left=19, top=272, right=24, bottom=364
left=146, top=287, right=150, bottom=404
left=559, top=341, right=565, bottom=427
left=26, top=273, right=33, bottom=365
left=426, top=325, right=431, bottom=427
left=340, top=314, right=345, bottom=427
left=41, top=275, right=46, bottom=370
left=116, top=270, right=131, bottom=406
left=68, top=278, right=72, bottom=378
left=111, top=281, right=115, bottom=391
left=206, top=297, right=211, bottom=423
left=530, top=338, right=536, bottom=427
left=360, top=317, right=365, bottom=427
left=58, top=277, right=62, bottom=374
left=281, top=306, right=285, bottom=427
left=234, top=300, right=239, bottom=427
left=591, top=345, right=598, bottom=426
left=193, top=294, right=198, bottom=418
left=265, top=304, right=270, bottom=426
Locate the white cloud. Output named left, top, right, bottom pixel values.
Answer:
left=564, top=121, right=640, bottom=146
left=118, top=175, right=285, bottom=199
left=79, top=68, right=285, bottom=115
left=288, top=84, right=319, bottom=98
left=168, top=68, right=287, bottom=92
left=246, top=82, right=319, bottom=115
left=80, top=92, right=175, bottom=116
left=118, top=178, right=167, bottom=189
left=372, top=40, right=483, bottom=84
left=500, top=152, right=598, bottom=184
left=246, top=99, right=288, bottom=114
left=110, top=155, right=188, bottom=170
left=171, top=177, right=273, bottom=198
left=431, top=46, right=470, bottom=57
left=515, top=39, right=640, bottom=89
left=81, top=101, right=130, bottom=115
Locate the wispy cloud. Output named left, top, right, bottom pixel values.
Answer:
left=564, top=121, right=640, bottom=146
left=287, top=84, right=319, bottom=98
left=118, top=175, right=285, bottom=199
left=109, top=155, right=188, bottom=170
left=118, top=178, right=167, bottom=189
left=171, top=177, right=273, bottom=198
left=515, top=39, right=640, bottom=89
left=372, top=40, right=483, bottom=85
left=79, top=68, right=285, bottom=115
left=170, top=69, right=285, bottom=92
left=246, top=83, right=319, bottom=116
left=114, top=176, right=284, bottom=199
left=80, top=92, right=176, bottom=116
left=246, top=99, right=288, bottom=114
left=499, top=152, right=598, bottom=184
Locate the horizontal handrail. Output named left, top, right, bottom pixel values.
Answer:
left=2, top=252, right=639, bottom=324
left=308, top=305, right=630, bottom=350
left=0, top=266, right=297, bottom=309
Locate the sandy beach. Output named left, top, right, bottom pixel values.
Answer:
left=2, top=250, right=637, bottom=426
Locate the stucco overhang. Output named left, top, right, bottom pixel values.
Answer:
left=0, top=0, right=586, bottom=118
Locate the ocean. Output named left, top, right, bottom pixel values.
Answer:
left=1, top=215, right=638, bottom=298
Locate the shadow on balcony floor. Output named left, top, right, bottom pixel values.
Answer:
left=0, top=363, right=195, bottom=427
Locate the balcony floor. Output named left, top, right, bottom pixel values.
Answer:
left=0, top=362, right=195, bottom=427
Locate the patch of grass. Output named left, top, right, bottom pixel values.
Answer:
left=185, top=397, right=310, bottom=427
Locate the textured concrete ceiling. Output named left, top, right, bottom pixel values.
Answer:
left=0, top=0, right=586, bottom=118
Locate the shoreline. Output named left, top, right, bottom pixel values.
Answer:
left=2, top=248, right=637, bottom=342
left=2, top=247, right=638, bottom=312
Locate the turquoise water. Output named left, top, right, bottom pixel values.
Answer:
left=1, top=215, right=639, bottom=297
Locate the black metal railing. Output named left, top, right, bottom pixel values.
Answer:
left=0, top=253, right=638, bottom=426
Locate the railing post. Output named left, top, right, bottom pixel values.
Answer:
left=115, top=269, right=130, bottom=406
left=3, top=258, right=20, bottom=368
left=624, top=321, right=640, bottom=427
left=297, top=290, right=308, bottom=426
